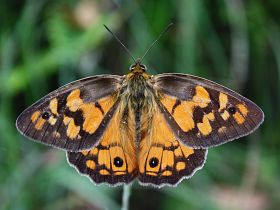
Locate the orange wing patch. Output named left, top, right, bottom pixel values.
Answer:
left=49, top=98, right=59, bottom=115
left=197, top=115, right=212, bottom=136
left=63, top=116, right=81, bottom=139
left=66, top=89, right=83, bottom=112
left=31, top=111, right=41, bottom=122
left=193, top=86, right=211, bottom=107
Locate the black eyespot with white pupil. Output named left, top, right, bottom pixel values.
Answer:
left=228, top=106, right=236, bottom=114
left=114, top=157, right=123, bottom=167
left=42, top=112, right=50, bottom=120
left=149, top=157, right=159, bottom=168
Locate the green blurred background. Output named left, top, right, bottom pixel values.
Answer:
left=0, top=0, right=279, bottom=209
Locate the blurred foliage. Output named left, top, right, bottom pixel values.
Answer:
left=0, top=0, right=279, bottom=210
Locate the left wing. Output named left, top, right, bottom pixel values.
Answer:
left=152, top=73, right=264, bottom=148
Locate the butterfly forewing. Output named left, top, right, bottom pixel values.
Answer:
left=153, top=73, right=264, bottom=149
left=16, top=75, right=123, bottom=152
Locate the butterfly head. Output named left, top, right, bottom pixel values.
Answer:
left=129, top=59, right=147, bottom=74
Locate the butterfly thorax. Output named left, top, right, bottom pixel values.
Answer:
left=125, top=61, right=153, bottom=110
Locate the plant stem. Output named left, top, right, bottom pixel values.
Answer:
left=121, top=185, right=131, bottom=210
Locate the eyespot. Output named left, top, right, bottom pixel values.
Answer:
left=114, top=157, right=123, bottom=167
left=149, top=157, right=159, bottom=168
left=42, top=112, right=50, bottom=120
left=228, top=106, right=236, bottom=114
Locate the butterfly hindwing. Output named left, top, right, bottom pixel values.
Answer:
left=67, top=102, right=138, bottom=185
left=16, top=75, right=123, bottom=151
left=153, top=73, right=264, bottom=148
left=138, top=106, right=207, bottom=186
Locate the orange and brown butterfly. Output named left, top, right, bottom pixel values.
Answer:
left=16, top=24, right=264, bottom=187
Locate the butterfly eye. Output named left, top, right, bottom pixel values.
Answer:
left=129, top=65, right=135, bottom=71
left=228, top=106, right=236, bottom=114
left=149, top=157, right=159, bottom=168
left=114, top=157, right=124, bottom=167
left=42, top=111, right=51, bottom=120
left=140, top=64, right=146, bottom=70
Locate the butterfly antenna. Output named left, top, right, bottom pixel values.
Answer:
left=140, top=22, right=174, bottom=63
left=103, top=24, right=137, bottom=63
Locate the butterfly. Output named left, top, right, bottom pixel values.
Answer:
left=16, top=25, right=264, bottom=187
